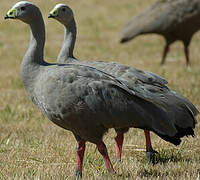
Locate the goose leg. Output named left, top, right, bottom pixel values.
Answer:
left=114, top=132, right=124, bottom=161
left=75, top=140, right=86, bottom=179
left=144, top=130, right=158, bottom=163
left=161, top=43, right=170, bottom=65
left=97, top=141, right=116, bottom=173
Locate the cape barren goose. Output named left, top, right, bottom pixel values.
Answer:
left=120, top=0, right=200, bottom=66
left=48, top=3, right=199, bottom=164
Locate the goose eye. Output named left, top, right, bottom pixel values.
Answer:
left=21, top=7, right=26, bottom=11
left=62, top=8, right=66, bottom=12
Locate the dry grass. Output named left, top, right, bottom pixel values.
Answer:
left=0, top=0, right=200, bottom=179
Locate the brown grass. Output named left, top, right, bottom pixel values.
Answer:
left=0, top=0, right=200, bottom=179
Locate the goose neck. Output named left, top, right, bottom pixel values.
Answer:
left=20, top=13, right=47, bottom=92
left=27, top=17, right=46, bottom=63
left=57, top=18, right=77, bottom=63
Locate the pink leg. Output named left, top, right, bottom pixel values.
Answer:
left=75, top=140, right=86, bottom=178
left=144, top=130, right=158, bottom=163
left=144, top=130, right=153, bottom=152
left=97, top=141, right=115, bottom=173
left=114, top=132, right=124, bottom=161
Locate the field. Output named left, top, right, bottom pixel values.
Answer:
left=0, top=0, right=200, bottom=179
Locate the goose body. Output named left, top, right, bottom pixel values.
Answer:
left=49, top=3, right=199, bottom=165
left=120, top=0, right=200, bottom=65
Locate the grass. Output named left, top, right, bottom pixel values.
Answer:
left=0, top=0, right=200, bottom=179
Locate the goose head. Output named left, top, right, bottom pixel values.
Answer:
left=48, top=4, right=74, bottom=26
left=5, top=1, right=41, bottom=24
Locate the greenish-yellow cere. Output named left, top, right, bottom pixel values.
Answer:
left=49, top=8, right=58, bottom=17
left=6, top=8, right=16, bottom=18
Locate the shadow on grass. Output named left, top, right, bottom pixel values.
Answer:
left=136, top=150, right=192, bottom=178
left=153, top=149, right=192, bottom=164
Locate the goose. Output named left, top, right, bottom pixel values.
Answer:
left=120, top=0, right=200, bottom=66
left=48, top=3, right=199, bottom=163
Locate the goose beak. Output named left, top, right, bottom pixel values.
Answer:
left=48, top=14, right=54, bottom=18
left=4, top=8, right=17, bottom=19
left=48, top=8, right=58, bottom=18
left=4, top=14, right=9, bottom=19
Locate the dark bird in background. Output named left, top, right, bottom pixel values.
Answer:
left=120, top=0, right=200, bottom=66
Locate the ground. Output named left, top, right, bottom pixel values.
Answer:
left=0, top=0, right=200, bottom=179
